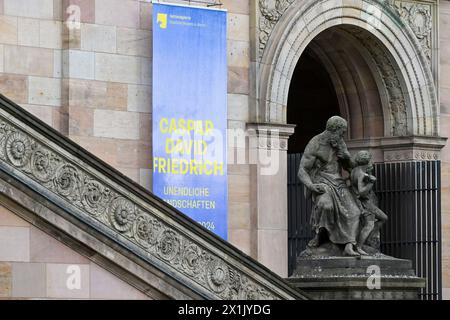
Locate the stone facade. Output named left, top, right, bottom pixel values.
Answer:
left=0, top=93, right=306, bottom=300
left=0, top=0, right=254, bottom=269
left=439, top=0, right=450, bottom=301
left=0, top=0, right=449, bottom=299
left=0, top=204, right=150, bottom=299
left=251, top=0, right=450, bottom=296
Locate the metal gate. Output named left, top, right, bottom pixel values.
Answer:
left=287, top=153, right=314, bottom=274
left=287, top=153, right=442, bottom=300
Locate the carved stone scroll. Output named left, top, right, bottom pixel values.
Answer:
left=259, top=0, right=295, bottom=58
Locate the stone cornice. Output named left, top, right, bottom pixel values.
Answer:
left=247, top=123, right=296, bottom=151
left=348, top=135, right=447, bottom=149
left=379, top=135, right=447, bottom=149
left=247, top=122, right=296, bottom=137
left=347, top=135, right=447, bottom=161
left=0, top=94, right=307, bottom=300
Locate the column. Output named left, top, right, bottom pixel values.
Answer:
left=247, top=122, right=295, bottom=277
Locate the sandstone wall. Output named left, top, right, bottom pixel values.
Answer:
left=0, top=0, right=254, bottom=257
left=439, top=0, right=450, bottom=300
left=1, top=0, right=449, bottom=294
left=0, top=204, right=150, bottom=299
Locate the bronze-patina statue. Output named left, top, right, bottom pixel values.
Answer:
left=298, top=116, right=387, bottom=257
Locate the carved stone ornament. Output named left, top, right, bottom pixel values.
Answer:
left=54, top=164, right=79, bottom=198
left=347, top=27, right=409, bottom=136
left=393, top=1, right=433, bottom=65
left=181, top=243, right=204, bottom=276
left=259, top=0, right=295, bottom=58
left=258, top=0, right=435, bottom=68
left=5, top=132, right=32, bottom=167
left=81, top=179, right=110, bottom=217
left=384, top=149, right=439, bottom=162
left=206, top=258, right=230, bottom=293
left=0, top=118, right=281, bottom=300
left=31, top=147, right=59, bottom=182
left=109, top=197, right=136, bottom=233
left=133, top=213, right=161, bottom=248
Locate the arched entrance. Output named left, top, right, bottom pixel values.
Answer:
left=251, top=0, right=445, bottom=298
left=284, top=24, right=443, bottom=298
left=286, top=25, right=394, bottom=274
left=287, top=46, right=340, bottom=154
left=258, top=0, right=439, bottom=136
left=286, top=25, right=392, bottom=148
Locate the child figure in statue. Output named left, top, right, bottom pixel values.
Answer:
left=351, top=151, right=388, bottom=255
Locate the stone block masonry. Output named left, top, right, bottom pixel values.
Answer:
left=0, top=0, right=253, bottom=275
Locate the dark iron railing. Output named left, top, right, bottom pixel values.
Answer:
left=287, top=153, right=442, bottom=300
left=374, top=161, right=442, bottom=300
left=287, top=153, right=314, bottom=274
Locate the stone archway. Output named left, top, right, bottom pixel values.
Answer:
left=287, top=26, right=391, bottom=148
left=257, top=0, right=439, bottom=138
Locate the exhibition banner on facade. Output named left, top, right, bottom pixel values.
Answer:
left=152, top=3, right=228, bottom=239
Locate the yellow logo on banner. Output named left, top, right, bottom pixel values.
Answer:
left=157, top=13, right=168, bottom=29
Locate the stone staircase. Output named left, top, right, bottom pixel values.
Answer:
left=0, top=93, right=308, bottom=300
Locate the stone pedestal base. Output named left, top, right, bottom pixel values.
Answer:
left=287, top=255, right=425, bottom=300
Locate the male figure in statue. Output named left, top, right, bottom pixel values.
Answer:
left=298, top=116, right=362, bottom=256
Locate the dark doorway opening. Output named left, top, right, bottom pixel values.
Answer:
left=286, top=46, right=341, bottom=276
left=287, top=47, right=340, bottom=154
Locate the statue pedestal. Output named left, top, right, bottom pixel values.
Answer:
left=287, top=254, right=426, bottom=300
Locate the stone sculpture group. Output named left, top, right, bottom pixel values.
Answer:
left=298, top=116, right=388, bottom=257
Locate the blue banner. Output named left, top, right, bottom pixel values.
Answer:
left=152, top=3, right=228, bottom=239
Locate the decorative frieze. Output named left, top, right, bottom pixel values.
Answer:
left=347, top=136, right=446, bottom=162
left=384, top=150, right=439, bottom=162
left=259, top=0, right=295, bottom=58
left=258, top=1, right=437, bottom=78
left=0, top=116, right=285, bottom=300
left=380, top=135, right=446, bottom=162
left=393, top=1, right=433, bottom=66
left=348, top=28, right=409, bottom=137
left=247, top=123, right=295, bottom=151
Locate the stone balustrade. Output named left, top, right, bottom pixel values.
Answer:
left=0, top=93, right=307, bottom=300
